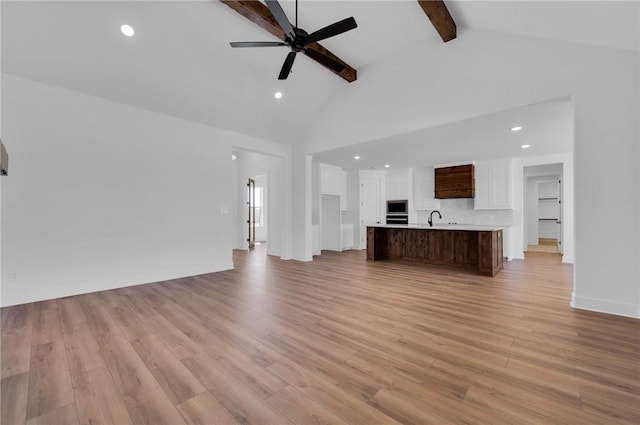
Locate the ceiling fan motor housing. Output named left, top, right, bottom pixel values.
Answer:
left=289, top=28, right=309, bottom=52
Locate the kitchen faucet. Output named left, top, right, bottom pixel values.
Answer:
left=428, top=210, right=442, bottom=227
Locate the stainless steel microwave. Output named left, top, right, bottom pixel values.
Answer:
left=386, top=200, right=408, bottom=215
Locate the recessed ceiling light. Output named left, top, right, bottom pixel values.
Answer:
left=385, top=164, right=390, bottom=168
left=354, top=155, right=360, bottom=160
left=274, top=91, right=283, bottom=99
left=521, top=144, right=531, bottom=149
left=511, top=126, right=523, bottom=132
left=120, top=24, right=135, bottom=37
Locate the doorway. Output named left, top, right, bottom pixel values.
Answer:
left=523, top=164, right=563, bottom=255
left=232, top=149, right=285, bottom=257
left=247, top=178, right=256, bottom=250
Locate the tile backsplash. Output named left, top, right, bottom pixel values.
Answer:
left=415, top=199, right=513, bottom=226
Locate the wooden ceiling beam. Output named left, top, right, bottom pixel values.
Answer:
left=219, top=0, right=357, bottom=82
left=417, top=0, right=457, bottom=42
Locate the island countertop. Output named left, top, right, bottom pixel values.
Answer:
left=368, top=223, right=505, bottom=232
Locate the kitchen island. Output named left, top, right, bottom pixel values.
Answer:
left=367, top=224, right=504, bottom=276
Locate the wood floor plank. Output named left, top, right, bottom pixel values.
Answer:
left=267, top=385, right=352, bottom=425
left=182, top=352, right=294, bottom=425
left=73, top=367, right=134, bottom=425
left=98, top=334, right=159, bottom=399
left=31, top=300, right=57, bottom=314
left=433, top=358, right=624, bottom=425
left=1, top=372, right=29, bottom=425
left=462, top=385, right=551, bottom=425
left=63, top=323, right=106, bottom=388
left=192, top=331, right=286, bottom=399
left=80, top=303, right=159, bottom=399
left=79, top=302, right=124, bottom=344
left=131, top=334, right=206, bottom=405
left=176, top=392, right=241, bottom=425
left=140, top=314, right=203, bottom=360
left=25, top=402, right=79, bottom=425
left=124, top=387, right=187, bottom=425
left=31, top=308, right=62, bottom=346
left=57, top=297, right=87, bottom=334
left=267, top=356, right=402, bottom=425
left=370, top=387, right=457, bottom=425
left=109, top=304, right=151, bottom=341
left=116, top=290, right=158, bottom=319
left=1, top=304, right=33, bottom=334
left=580, top=391, right=640, bottom=424
left=26, top=341, right=75, bottom=420
left=200, top=320, right=283, bottom=367
left=151, top=302, right=211, bottom=339
left=1, top=327, right=32, bottom=379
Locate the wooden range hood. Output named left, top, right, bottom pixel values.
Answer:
left=434, top=164, right=475, bottom=199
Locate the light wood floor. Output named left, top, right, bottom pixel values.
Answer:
left=527, top=238, right=560, bottom=253
left=2, top=248, right=639, bottom=424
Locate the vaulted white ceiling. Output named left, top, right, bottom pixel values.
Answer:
left=2, top=1, right=638, bottom=163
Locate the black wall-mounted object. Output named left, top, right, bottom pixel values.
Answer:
left=0, top=140, right=8, bottom=176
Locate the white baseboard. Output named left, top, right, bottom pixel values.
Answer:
left=571, top=293, right=640, bottom=319
left=0, top=262, right=234, bottom=308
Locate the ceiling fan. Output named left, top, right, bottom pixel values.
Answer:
left=229, top=0, right=357, bottom=80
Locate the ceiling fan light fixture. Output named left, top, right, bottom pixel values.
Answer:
left=120, top=24, right=135, bottom=37
left=274, top=91, right=283, bottom=99
left=385, top=164, right=391, bottom=168
left=521, top=144, right=531, bottom=149
left=511, top=126, right=523, bottom=132
left=354, top=155, right=360, bottom=160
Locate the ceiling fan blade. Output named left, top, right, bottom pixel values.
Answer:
left=264, top=0, right=295, bottom=40
left=304, top=48, right=345, bottom=73
left=278, top=51, right=297, bottom=80
left=305, top=17, right=357, bottom=45
left=230, top=41, right=287, bottom=48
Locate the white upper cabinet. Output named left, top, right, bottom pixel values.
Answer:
left=319, top=163, right=347, bottom=210
left=385, top=168, right=412, bottom=201
left=413, top=166, right=439, bottom=210
left=474, top=159, right=513, bottom=210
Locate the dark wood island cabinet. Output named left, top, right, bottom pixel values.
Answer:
left=367, top=225, right=504, bottom=276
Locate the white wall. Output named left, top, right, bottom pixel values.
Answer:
left=321, top=195, right=340, bottom=252
left=344, top=171, right=360, bottom=249
left=1, top=74, right=289, bottom=306
left=525, top=178, right=539, bottom=245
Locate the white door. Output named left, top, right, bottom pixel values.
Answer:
left=360, top=177, right=382, bottom=249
